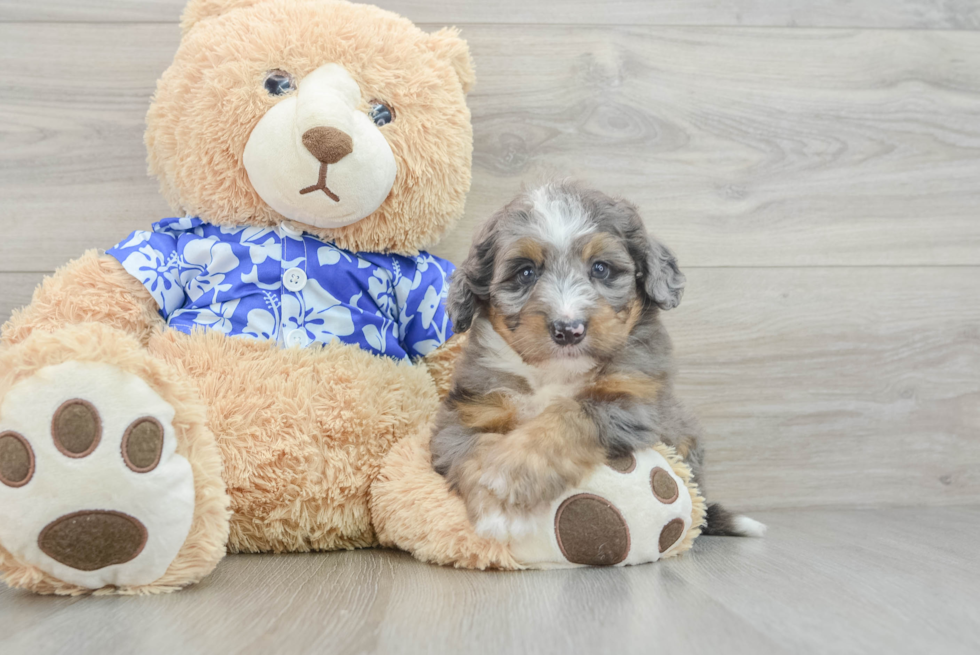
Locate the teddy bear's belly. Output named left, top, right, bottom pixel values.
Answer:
left=148, top=327, right=440, bottom=552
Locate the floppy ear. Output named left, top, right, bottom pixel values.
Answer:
left=614, top=199, right=686, bottom=310
left=446, top=269, right=478, bottom=333
left=642, top=235, right=686, bottom=310
left=181, top=0, right=268, bottom=33
left=447, top=220, right=499, bottom=332
left=427, top=27, right=476, bottom=94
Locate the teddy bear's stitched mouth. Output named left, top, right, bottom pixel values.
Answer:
left=298, top=163, right=340, bottom=202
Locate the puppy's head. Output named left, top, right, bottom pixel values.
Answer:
left=449, top=181, right=685, bottom=364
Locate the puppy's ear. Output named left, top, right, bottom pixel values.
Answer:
left=447, top=223, right=498, bottom=332
left=447, top=268, right=478, bottom=333
left=613, top=199, right=686, bottom=310
left=642, top=235, right=686, bottom=310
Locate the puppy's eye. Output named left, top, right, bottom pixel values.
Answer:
left=591, top=261, right=611, bottom=280
left=516, top=266, right=537, bottom=286
left=369, top=102, right=394, bottom=127
left=264, top=70, right=295, bottom=96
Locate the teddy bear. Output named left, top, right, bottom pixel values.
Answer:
left=0, top=0, right=705, bottom=594
left=0, top=0, right=476, bottom=595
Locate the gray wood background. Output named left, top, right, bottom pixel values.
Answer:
left=1, top=0, right=978, bottom=514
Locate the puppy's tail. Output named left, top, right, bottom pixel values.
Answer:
left=702, top=503, right=767, bottom=538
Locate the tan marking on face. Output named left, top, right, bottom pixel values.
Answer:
left=586, top=296, right=643, bottom=358
left=580, top=232, right=621, bottom=264
left=506, top=237, right=546, bottom=267
left=455, top=391, right=520, bottom=433
left=488, top=305, right=554, bottom=365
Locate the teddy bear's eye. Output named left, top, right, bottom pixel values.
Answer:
left=369, top=102, right=394, bottom=127
left=264, top=70, right=295, bottom=96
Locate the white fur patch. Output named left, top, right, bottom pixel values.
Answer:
left=530, top=185, right=594, bottom=249
left=474, top=508, right=538, bottom=543
left=472, top=319, right=596, bottom=421
left=539, top=273, right=596, bottom=322
left=0, top=362, right=195, bottom=589
left=733, top=515, right=767, bottom=538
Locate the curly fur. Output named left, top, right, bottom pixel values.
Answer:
left=431, top=182, right=757, bottom=538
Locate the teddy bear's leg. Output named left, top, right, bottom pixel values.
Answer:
left=146, top=327, right=442, bottom=555
left=0, top=255, right=230, bottom=594
left=422, top=333, right=468, bottom=400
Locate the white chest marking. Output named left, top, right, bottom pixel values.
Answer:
left=474, top=321, right=596, bottom=420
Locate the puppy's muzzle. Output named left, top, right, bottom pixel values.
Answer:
left=550, top=320, right=586, bottom=346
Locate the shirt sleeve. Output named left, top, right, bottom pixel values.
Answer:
left=398, top=254, right=455, bottom=359
left=106, top=230, right=186, bottom=319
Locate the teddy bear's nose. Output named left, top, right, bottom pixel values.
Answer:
left=302, top=127, right=353, bottom=165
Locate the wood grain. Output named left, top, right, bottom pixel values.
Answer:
left=670, top=267, right=980, bottom=511
left=2, top=24, right=980, bottom=270
left=3, top=267, right=977, bottom=511
left=2, top=0, right=979, bottom=29
left=0, top=507, right=977, bottom=654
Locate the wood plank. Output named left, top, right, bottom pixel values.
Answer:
left=0, top=508, right=978, bottom=654
left=438, top=25, right=980, bottom=267
left=671, top=266, right=980, bottom=511
left=2, top=24, right=980, bottom=270
left=1, top=0, right=979, bottom=30
left=2, top=266, right=977, bottom=509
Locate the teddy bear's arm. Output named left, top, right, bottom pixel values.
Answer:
left=422, top=332, right=468, bottom=399
left=2, top=250, right=165, bottom=348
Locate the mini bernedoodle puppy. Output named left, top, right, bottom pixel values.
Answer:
left=431, top=181, right=765, bottom=542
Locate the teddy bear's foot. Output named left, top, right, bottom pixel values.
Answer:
left=0, top=360, right=195, bottom=589
left=0, top=326, right=230, bottom=594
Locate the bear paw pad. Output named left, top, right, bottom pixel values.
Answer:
left=0, top=361, right=195, bottom=589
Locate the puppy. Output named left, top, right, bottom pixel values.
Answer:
left=431, top=181, right=764, bottom=541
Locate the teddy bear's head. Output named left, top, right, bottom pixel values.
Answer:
left=146, top=0, right=474, bottom=254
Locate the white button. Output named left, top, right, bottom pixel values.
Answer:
left=283, top=267, right=308, bottom=292
left=286, top=329, right=308, bottom=348
left=280, top=222, right=303, bottom=237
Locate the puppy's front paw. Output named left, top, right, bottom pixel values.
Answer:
left=464, top=485, right=537, bottom=543
left=479, top=458, right=567, bottom=511
left=473, top=509, right=537, bottom=542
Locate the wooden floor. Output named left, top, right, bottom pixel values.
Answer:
left=0, top=507, right=977, bottom=654
left=0, top=1, right=979, bottom=653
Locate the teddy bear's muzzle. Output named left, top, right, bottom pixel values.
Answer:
left=298, top=126, right=353, bottom=202
left=242, top=62, right=398, bottom=229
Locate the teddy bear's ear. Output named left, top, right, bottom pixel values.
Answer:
left=427, top=27, right=476, bottom=94
left=180, top=0, right=268, bottom=33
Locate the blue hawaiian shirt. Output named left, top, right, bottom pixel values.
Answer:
left=107, top=217, right=455, bottom=360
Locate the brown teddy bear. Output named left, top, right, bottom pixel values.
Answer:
left=0, top=0, right=475, bottom=595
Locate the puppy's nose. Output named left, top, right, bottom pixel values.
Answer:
left=550, top=320, right=587, bottom=346
left=302, top=127, right=353, bottom=164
